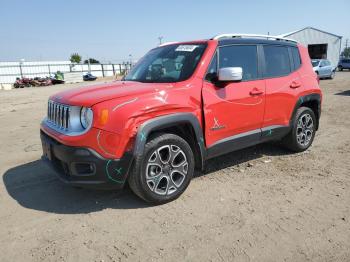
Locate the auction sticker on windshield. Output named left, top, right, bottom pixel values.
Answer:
left=175, top=45, right=198, bottom=52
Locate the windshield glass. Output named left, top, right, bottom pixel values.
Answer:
left=311, top=60, right=319, bottom=67
left=124, top=44, right=207, bottom=83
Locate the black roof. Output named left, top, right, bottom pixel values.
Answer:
left=218, top=38, right=297, bottom=47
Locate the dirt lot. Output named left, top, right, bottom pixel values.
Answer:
left=1, top=73, right=350, bottom=262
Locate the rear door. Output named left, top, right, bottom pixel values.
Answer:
left=202, top=44, right=265, bottom=150
left=262, top=45, right=301, bottom=131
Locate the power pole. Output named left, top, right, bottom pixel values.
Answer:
left=158, top=36, right=163, bottom=45
left=344, top=39, right=349, bottom=58
left=86, top=54, right=91, bottom=73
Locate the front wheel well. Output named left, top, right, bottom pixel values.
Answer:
left=146, top=123, right=203, bottom=171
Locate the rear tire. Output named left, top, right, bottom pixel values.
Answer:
left=128, top=133, right=195, bottom=204
left=338, top=66, right=343, bottom=71
left=282, top=107, right=316, bottom=152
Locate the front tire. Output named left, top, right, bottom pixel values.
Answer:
left=283, top=107, right=316, bottom=152
left=128, top=133, right=195, bottom=204
left=330, top=71, right=335, bottom=79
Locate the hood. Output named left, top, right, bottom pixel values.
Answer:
left=50, top=81, right=174, bottom=107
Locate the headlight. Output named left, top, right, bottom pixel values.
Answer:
left=80, top=107, right=93, bottom=129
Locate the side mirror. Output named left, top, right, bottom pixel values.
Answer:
left=218, top=67, right=243, bottom=82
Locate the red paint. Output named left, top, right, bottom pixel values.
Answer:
left=41, top=40, right=321, bottom=158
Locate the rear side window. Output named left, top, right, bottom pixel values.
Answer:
left=263, top=45, right=291, bottom=78
left=291, top=47, right=301, bottom=70
left=219, top=45, right=258, bottom=81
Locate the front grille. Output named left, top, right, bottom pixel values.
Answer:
left=47, top=100, right=70, bottom=130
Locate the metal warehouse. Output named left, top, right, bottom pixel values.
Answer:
left=279, top=27, right=342, bottom=66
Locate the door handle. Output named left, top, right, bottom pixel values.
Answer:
left=290, top=81, right=301, bottom=89
left=249, top=88, right=264, bottom=96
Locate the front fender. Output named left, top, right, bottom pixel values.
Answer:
left=133, top=113, right=206, bottom=168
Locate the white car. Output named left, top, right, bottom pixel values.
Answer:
left=311, top=59, right=335, bottom=79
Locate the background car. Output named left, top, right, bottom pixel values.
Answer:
left=338, top=58, right=350, bottom=71
left=83, top=73, right=97, bottom=81
left=311, top=59, right=336, bottom=79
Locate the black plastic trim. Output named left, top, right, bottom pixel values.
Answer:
left=206, top=125, right=291, bottom=159
left=206, top=129, right=261, bottom=159
left=40, top=131, right=133, bottom=189
left=260, top=125, right=291, bottom=142
left=290, top=94, right=321, bottom=129
left=134, top=113, right=206, bottom=168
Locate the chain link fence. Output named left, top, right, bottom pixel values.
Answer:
left=0, top=62, right=133, bottom=84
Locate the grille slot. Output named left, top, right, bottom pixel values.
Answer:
left=47, top=101, right=70, bottom=130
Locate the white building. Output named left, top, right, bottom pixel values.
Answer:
left=279, top=27, right=342, bottom=66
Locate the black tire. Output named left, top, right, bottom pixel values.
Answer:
left=282, top=107, right=316, bottom=152
left=330, top=70, right=335, bottom=79
left=128, top=133, right=195, bottom=204
left=338, top=66, right=343, bottom=71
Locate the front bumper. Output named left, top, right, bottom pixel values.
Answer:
left=40, top=131, right=133, bottom=190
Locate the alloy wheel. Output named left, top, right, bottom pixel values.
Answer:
left=146, top=145, right=188, bottom=196
left=296, top=113, right=314, bottom=147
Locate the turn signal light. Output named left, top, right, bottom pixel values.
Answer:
left=99, top=109, right=109, bottom=125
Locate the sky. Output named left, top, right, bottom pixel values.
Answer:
left=0, top=0, right=349, bottom=62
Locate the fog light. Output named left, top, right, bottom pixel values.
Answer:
left=72, top=163, right=95, bottom=176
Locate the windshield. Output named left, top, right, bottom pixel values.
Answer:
left=311, top=60, right=319, bottom=67
left=124, top=43, right=207, bottom=83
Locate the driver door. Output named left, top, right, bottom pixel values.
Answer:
left=202, top=45, right=265, bottom=156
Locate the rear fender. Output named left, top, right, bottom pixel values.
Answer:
left=290, top=94, right=321, bottom=130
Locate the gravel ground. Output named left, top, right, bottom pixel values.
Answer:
left=1, top=73, right=350, bottom=262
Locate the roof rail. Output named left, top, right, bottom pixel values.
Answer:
left=211, top=34, right=298, bottom=43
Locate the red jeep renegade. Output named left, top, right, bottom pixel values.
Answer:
left=41, top=34, right=322, bottom=204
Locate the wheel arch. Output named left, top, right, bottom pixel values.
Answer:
left=290, top=94, right=321, bottom=130
left=133, top=113, right=206, bottom=171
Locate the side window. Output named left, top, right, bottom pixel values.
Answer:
left=263, top=45, right=291, bottom=78
left=291, top=47, right=301, bottom=70
left=205, top=52, right=218, bottom=81
left=219, top=45, right=258, bottom=81
left=320, top=60, right=326, bottom=67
